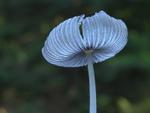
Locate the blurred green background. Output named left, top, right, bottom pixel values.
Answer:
left=0, top=0, right=150, bottom=113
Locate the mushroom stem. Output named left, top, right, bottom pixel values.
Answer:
left=87, top=58, right=97, bottom=113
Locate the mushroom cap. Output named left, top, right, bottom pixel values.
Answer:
left=42, top=11, right=128, bottom=67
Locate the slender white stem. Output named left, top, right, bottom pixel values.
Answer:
left=87, top=58, right=97, bottom=113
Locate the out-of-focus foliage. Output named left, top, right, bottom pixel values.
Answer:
left=0, top=0, right=150, bottom=113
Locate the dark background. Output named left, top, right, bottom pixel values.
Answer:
left=0, top=0, right=150, bottom=113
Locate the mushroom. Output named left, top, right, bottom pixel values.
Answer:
left=42, top=11, right=128, bottom=113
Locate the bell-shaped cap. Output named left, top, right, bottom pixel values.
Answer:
left=42, top=11, right=128, bottom=67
